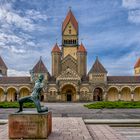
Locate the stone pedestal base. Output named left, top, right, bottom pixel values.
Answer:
left=8, top=111, right=52, bottom=139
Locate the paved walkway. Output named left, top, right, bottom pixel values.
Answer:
left=1, top=103, right=140, bottom=119
left=49, top=118, right=92, bottom=140
left=87, top=125, right=127, bottom=140
left=114, top=127, right=140, bottom=140
left=0, top=117, right=129, bottom=140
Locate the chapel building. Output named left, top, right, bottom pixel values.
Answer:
left=0, top=9, right=140, bottom=102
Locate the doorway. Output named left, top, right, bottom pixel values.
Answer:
left=67, top=94, right=72, bottom=101
left=61, top=84, right=76, bottom=102
left=93, top=88, right=103, bottom=101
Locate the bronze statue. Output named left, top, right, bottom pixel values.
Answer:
left=16, top=74, right=48, bottom=113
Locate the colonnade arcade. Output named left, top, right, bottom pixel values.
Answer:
left=0, top=86, right=30, bottom=102
left=107, top=86, right=140, bottom=101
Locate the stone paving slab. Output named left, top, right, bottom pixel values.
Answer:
left=87, top=125, right=127, bottom=140
left=48, top=117, right=92, bottom=140
left=114, top=127, right=140, bottom=140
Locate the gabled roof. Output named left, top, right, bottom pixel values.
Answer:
left=77, top=43, right=86, bottom=52
left=0, top=56, right=7, bottom=69
left=61, top=54, right=77, bottom=64
left=52, top=43, right=61, bottom=53
left=57, top=68, right=81, bottom=81
left=62, top=9, right=78, bottom=33
left=89, top=57, right=107, bottom=74
left=134, top=58, right=140, bottom=68
left=107, top=76, right=140, bottom=83
left=32, top=58, right=48, bottom=73
left=0, top=76, right=30, bottom=84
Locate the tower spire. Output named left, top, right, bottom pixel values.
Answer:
left=62, top=9, right=79, bottom=59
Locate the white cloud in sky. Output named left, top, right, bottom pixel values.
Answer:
left=8, top=69, right=30, bottom=76
left=25, top=9, right=48, bottom=21
left=0, top=3, right=34, bottom=31
left=122, top=0, right=140, bottom=24
left=122, top=0, right=140, bottom=9
left=0, top=0, right=140, bottom=76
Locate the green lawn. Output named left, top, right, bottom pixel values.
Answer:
left=84, top=101, right=140, bottom=109
left=0, top=102, right=35, bottom=108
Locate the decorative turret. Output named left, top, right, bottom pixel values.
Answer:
left=77, top=43, right=87, bottom=77
left=0, top=56, right=7, bottom=77
left=51, top=43, right=61, bottom=77
left=31, top=57, right=50, bottom=82
left=134, top=58, right=140, bottom=76
left=62, top=9, right=79, bottom=59
left=88, top=57, right=107, bottom=83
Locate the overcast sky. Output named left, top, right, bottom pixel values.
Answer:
left=0, top=0, right=140, bottom=76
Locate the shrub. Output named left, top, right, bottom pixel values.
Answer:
left=84, top=101, right=140, bottom=109
left=0, top=102, right=35, bottom=108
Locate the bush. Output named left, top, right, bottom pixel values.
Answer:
left=84, top=101, right=140, bottom=109
left=0, top=102, right=35, bottom=108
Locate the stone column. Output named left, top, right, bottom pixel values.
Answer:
left=43, top=93, right=47, bottom=102
left=118, top=91, right=121, bottom=101
left=16, top=91, right=20, bottom=100
left=4, top=91, right=7, bottom=102
left=131, top=91, right=134, bottom=101
left=103, top=92, right=107, bottom=101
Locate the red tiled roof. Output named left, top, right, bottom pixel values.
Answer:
left=52, top=43, right=61, bottom=53
left=134, top=58, right=140, bottom=68
left=107, top=76, right=140, bottom=83
left=0, top=56, right=7, bottom=69
left=77, top=43, right=86, bottom=52
left=89, top=57, right=107, bottom=74
left=32, top=58, right=48, bottom=73
left=0, top=76, right=30, bottom=84
left=62, top=9, right=78, bottom=33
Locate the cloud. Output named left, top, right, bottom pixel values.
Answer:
left=8, top=69, right=30, bottom=76
left=0, top=0, right=139, bottom=77
left=128, top=10, right=140, bottom=24
left=122, top=0, right=140, bottom=9
left=122, top=0, right=140, bottom=24
left=25, top=9, right=48, bottom=21
left=0, top=2, right=34, bottom=31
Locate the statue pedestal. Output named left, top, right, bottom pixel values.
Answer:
left=8, top=111, right=52, bottom=139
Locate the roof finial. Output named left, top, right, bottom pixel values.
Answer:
left=56, top=38, right=58, bottom=44
left=40, top=56, right=42, bottom=60
left=96, top=56, right=98, bottom=60
left=69, top=6, right=72, bottom=10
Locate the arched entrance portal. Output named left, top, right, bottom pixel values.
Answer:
left=93, top=87, right=103, bottom=101
left=61, top=85, right=76, bottom=102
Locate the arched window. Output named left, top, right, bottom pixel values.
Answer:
left=69, top=29, right=71, bottom=34
left=50, top=91, right=53, bottom=96
left=72, top=40, right=74, bottom=44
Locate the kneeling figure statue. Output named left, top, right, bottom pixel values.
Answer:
left=17, top=74, right=48, bottom=113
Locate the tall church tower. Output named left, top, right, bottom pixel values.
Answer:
left=62, top=9, right=79, bottom=59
